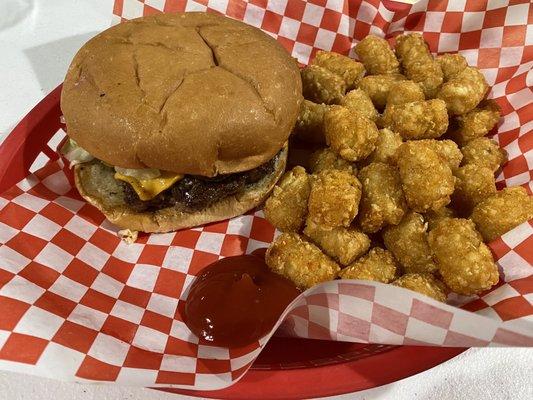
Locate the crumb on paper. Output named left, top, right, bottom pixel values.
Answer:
left=118, top=229, right=138, bottom=244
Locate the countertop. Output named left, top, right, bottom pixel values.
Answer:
left=0, top=1, right=531, bottom=399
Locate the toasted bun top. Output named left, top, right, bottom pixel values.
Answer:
left=61, top=12, right=302, bottom=176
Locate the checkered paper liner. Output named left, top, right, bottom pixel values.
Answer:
left=0, top=0, right=531, bottom=391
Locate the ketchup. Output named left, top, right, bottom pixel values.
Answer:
left=183, top=249, right=300, bottom=348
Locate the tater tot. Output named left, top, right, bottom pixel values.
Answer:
left=392, top=273, right=448, bottom=302
left=294, top=100, right=328, bottom=145
left=383, top=212, right=438, bottom=274
left=358, top=163, right=407, bottom=233
left=438, top=66, right=489, bottom=115
left=436, top=53, right=467, bottom=81
left=264, top=166, right=311, bottom=232
left=307, top=169, right=362, bottom=229
left=340, top=89, right=378, bottom=121
left=358, top=73, right=405, bottom=109
left=471, top=187, right=533, bottom=242
left=425, top=206, right=456, bottom=231
left=266, top=233, right=340, bottom=290
left=339, top=248, right=398, bottom=283
left=451, top=164, right=496, bottom=216
left=428, top=218, right=499, bottom=295
left=396, top=141, right=455, bottom=212
left=301, top=64, right=346, bottom=104
left=304, top=219, right=370, bottom=266
left=395, top=33, right=443, bottom=98
left=416, top=139, right=463, bottom=170
left=355, top=35, right=400, bottom=75
left=366, top=128, right=403, bottom=165
left=308, top=148, right=356, bottom=174
left=461, top=137, right=508, bottom=173
left=312, top=50, right=365, bottom=90
left=386, top=80, right=425, bottom=106
left=324, top=105, right=379, bottom=162
left=382, top=99, right=448, bottom=140
left=450, top=100, right=501, bottom=145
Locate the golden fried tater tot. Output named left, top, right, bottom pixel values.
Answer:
left=471, top=187, right=533, bottom=242
left=428, top=218, right=499, bottom=295
left=366, top=128, right=403, bottom=165
left=340, top=88, right=378, bottom=122
left=386, top=80, right=425, bottom=106
left=339, top=248, right=398, bottom=283
left=451, top=164, right=496, bottom=216
left=438, top=66, right=489, bottom=115
left=416, top=139, right=463, bottom=170
left=396, top=141, right=455, bottom=212
left=312, top=50, right=365, bottom=90
left=461, top=137, right=507, bottom=173
left=301, top=64, right=346, bottom=104
left=383, top=211, right=437, bottom=274
left=266, top=233, right=340, bottom=290
left=294, top=100, right=328, bottom=145
left=324, top=105, right=379, bottom=162
left=450, top=100, right=501, bottom=145
left=436, top=53, right=467, bottom=81
left=358, top=73, right=405, bottom=109
left=308, top=148, right=356, bottom=174
left=392, top=273, right=448, bottom=302
left=264, top=166, right=311, bottom=232
left=381, top=99, right=449, bottom=140
left=425, top=206, right=456, bottom=231
left=355, top=35, right=400, bottom=75
left=308, top=169, right=362, bottom=229
left=395, top=33, right=443, bottom=98
left=358, top=163, right=407, bottom=233
left=304, top=219, right=370, bottom=266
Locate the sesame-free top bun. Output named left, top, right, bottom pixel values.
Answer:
left=61, top=12, right=302, bottom=176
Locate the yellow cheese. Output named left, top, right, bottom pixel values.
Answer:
left=115, top=171, right=183, bottom=201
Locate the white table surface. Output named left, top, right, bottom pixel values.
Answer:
left=0, top=1, right=531, bottom=399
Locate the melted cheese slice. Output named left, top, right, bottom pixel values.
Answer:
left=115, top=171, right=183, bottom=201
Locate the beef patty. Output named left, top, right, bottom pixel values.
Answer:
left=122, top=151, right=280, bottom=212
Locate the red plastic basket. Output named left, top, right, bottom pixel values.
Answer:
left=0, top=85, right=465, bottom=398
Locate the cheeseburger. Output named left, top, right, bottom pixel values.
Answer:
left=61, top=12, right=302, bottom=233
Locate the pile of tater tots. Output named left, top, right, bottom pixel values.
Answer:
left=263, top=33, right=533, bottom=302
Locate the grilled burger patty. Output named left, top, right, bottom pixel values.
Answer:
left=122, top=151, right=280, bottom=213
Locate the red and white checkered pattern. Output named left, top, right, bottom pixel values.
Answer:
left=0, top=0, right=532, bottom=390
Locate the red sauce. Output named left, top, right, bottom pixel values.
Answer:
left=184, top=250, right=301, bottom=348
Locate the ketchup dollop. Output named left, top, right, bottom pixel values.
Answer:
left=184, top=249, right=301, bottom=348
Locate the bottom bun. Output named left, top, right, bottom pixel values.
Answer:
left=74, top=146, right=287, bottom=233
